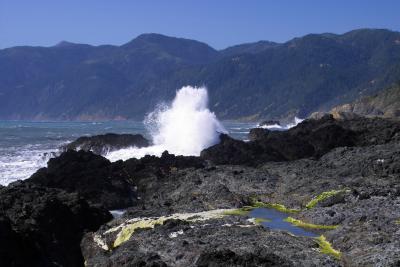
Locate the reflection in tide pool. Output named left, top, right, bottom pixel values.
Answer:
left=249, top=208, right=318, bottom=237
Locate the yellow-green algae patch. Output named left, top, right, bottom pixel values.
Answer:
left=110, top=209, right=239, bottom=248
left=306, top=189, right=350, bottom=209
left=284, top=217, right=338, bottom=230
left=395, top=219, right=400, bottom=225
left=248, top=195, right=301, bottom=213
left=222, top=208, right=250, bottom=216
left=262, top=203, right=301, bottom=213
left=113, top=218, right=166, bottom=248
left=254, top=218, right=271, bottom=224
left=315, top=235, right=341, bottom=259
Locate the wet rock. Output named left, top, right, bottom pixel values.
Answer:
left=78, top=119, right=400, bottom=266
left=63, top=133, right=149, bottom=155
left=29, top=150, right=138, bottom=209
left=248, top=128, right=269, bottom=141
left=0, top=182, right=112, bottom=267
left=200, top=133, right=286, bottom=165
left=82, top=216, right=340, bottom=267
left=13, top=116, right=400, bottom=266
left=258, top=120, right=281, bottom=127
left=202, top=116, right=400, bottom=165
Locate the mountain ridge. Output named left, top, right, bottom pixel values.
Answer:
left=0, top=28, right=399, bottom=121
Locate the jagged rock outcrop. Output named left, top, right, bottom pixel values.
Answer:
left=63, top=133, right=149, bottom=155
left=258, top=120, right=281, bottom=127
left=82, top=217, right=340, bottom=267
left=82, top=138, right=400, bottom=266
left=202, top=115, right=400, bottom=165
left=29, top=150, right=138, bottom=209
left=0, top=182, right=111, bottom=267
left=201, top=115, right=355, bottom=165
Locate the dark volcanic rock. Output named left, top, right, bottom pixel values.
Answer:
left=29, top=150, right=137, bottom=209
left=63, top=133, right=149, bottom=155
left=76, top=116, right=400, bottom=266
left=121, top=151, right=206, bottom=214
left=122, top=150, right=206, bottom=184
left=82, top=217, right=339, bottom=267
left=248, top=128, right=268, bottom=141
left=202, top=116, right=400, bottom=165
left=201, top=133, right=286, bottom=165
left=0, top=215, right=28, bottom=267
left=0, top=182, right=111, bottom=267
left=29, top=149, right=205, bottom=211
left=258, top=120, right=281, bottom=127
left=196, top=249, right=290, bottom=267
left=81, top=140, right=400, bottom=266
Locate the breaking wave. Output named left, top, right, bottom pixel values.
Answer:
left=106, top=86, right=226, bottom=161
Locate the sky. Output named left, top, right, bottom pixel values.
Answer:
left=0, top=0, right=399, bottom=49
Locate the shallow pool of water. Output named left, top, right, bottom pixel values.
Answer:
left=249, top=208, right=318, bottom=237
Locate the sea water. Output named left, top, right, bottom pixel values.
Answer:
left=0, top=120, right=257, bottom=185
left=0, top=86, right=302, bottom=186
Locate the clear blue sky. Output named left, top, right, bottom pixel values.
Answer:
left=1, top=0, right=399, bottom=49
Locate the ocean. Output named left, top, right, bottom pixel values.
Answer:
left=0, top=120, right=257, bottom=186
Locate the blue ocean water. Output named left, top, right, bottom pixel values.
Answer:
left=249, top=208, right=318, bottom=237
left=0, top=120, right=257, bottom=185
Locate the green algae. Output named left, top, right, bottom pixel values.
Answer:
left=305, top=189, right=350, bottom=209
left=110, top=209, right=237, bottom=248
left=248, top=195, right=301, bottom=213
left=262, top=203, right=301, bottom=213
left=113, top=218, right=165, bottom=248
left=315, top=235, right=341, bottom=259
left=284, top=217, right=338, bottom=230
left=222, top=198, right=300, bottom=216
left=222, top=208, right=250, bottom=216
left=254, top=218, right=271, bottom=224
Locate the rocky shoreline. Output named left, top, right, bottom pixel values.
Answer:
left=1, top=115, right=400, bottom=266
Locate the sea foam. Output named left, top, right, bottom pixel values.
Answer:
left=105, top=86, right=226, bottom=161
left=258, top=117, right=304, bottom=130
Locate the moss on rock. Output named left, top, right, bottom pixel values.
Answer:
left=263, top=203, right=301, bottom=213
left=254, top=218, right=271, bottom=224
left=110, top=209, right=237, bottom=248
left=284, top=217, right=338, bottom=230
left=222, top=208, right=250, bottom=216
left=315, top=235, right=341, bottom=260
left=113, top=218, right=165, bottom=248
left=306, top=189, right=350, bottom=209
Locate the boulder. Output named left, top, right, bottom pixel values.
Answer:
left=258, top=120, right=281, bottom=127
left=29, top=150, right=137, bottom=209
left=123, top=150, right=205, bottom=179
left=248, top=128, right=269, bottom=141
left=63, top=133, right=149, bottom=155
left=200, top=134, right=285, bottom=165
left=0, top=182, right=111, bottom=267
left=0, top=215, right=28, bottom=267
